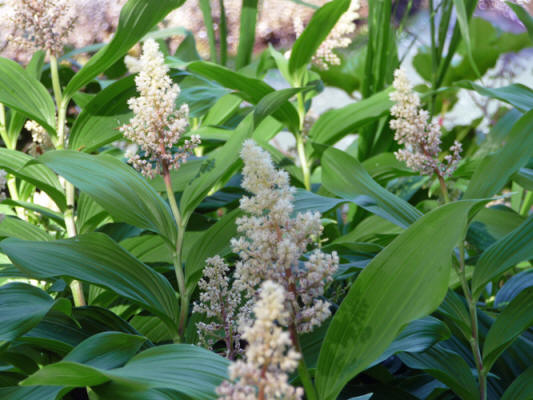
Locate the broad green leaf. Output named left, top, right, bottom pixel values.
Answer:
left=202, top=93, right=242, bottom=126
left=0, top=58, right=56, bottom=135
left=1, top=199, right=65, bottom=227
left=483, top=287, right=533, bottom=371
left=180, top=115, right=253, bottom=220
left=253, top=87, right=302, bottom=129
left=465, top=109, right=533, bottom=199
left=64, top=332, right=146, bottom=369
left=321, top=147, right=422, bottom=228
left=38, top=151, right=177, bottom=244
left=472, top=213, right=533, bottom=298
left=369, top=316, right=451, bottom=368
left=494, top=269, right=533, bottom=307
left=69, top=75, right=136, bottom=152
left=501, top=365, right=533, bottom=400
left=185, top=208, right=242, bottom=291
left=309, top=89, right=393, bottom=145
left=316, top=200, right=482, bottom=400
left=121, top=235, right=173, bottom=264
left=187, top=62, right=300, bottom=132
left=288, top=0, right=350, bottom=77
left=1, top=234, right=180, bottom=332
left=513, top=168, right=533, bottom=191
left=0, top=386, right=62, bottom=400
left=452, top=0, right=480, bottom=78
left=235, top=0, right=258, bottom=69
left=292, top=189, right=346, bottom=214
left=23, top=344, right=229, bottom=400
left=0, top=216, right=51, bottom=241
left=63, top=0, right=183, bottom=98
left=457, top=81, right=533, bottom=112
left=507, top=2, right=533, bottom=41
left=0, top=282, right=63, bottom=345
left=399, top=344, right=478, bottom=400
left=4, top=51, right=46, bottom=149
left=0, top=148, right=65, bottom=210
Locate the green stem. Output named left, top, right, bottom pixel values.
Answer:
left=163, top=169, right=188, bottom=340
left=437, top=174, right=450, bottom=203
left=296, top=93, right=311, bottom=191
left=428, top=0, right=439, bottom=114
left=520, top=191, right=533, bottom=216
left=0, top=103, right=13, bottom=149
left=289, top=324, right=318, bottom=400
left=50, top=53, right=85, bottom=306
left=6, top=176, right=25, bottom=220
left=457, top=241, right=486, bottom=400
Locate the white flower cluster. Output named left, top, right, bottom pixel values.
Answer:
left=24, top=120, right=53, bottom=149
left=8, top=0, right=75, bottom=55
left=389, top=69, right=462, bottom=178
left=193, top=256, right=243, bottom=359
left=0, top=170, right=6, bottom=202
left=120, top=39, right=200, bottom=178
left=232, top=140, right=338, bottom=334
left=216, top=281, right=303, bottom=400
left=294, top=0, right=360, bottom=70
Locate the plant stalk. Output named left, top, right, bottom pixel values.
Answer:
left=437, top=174, right=450, bottom=203
left=457, top=241, right=486, bottom=400
left=296, top=93, right=311, bottom=191
left=289, top=323, right=318, bottom=400
left=163, top=166, right=188, bottom=340
left=50, top=53, right=86, bottom=306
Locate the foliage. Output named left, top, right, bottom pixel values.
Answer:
left=0, top=0, right=532, bottom=399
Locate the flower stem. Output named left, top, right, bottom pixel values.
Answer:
left=289, top=323, right=318, bottom=400
left=437, top=174, right=449, bottom=203
left=163, top=165, right=188, bottom=340
left=457, top=242, right=486, bottom=400
left=50, top=53, right=85, bottom=306
left=296, top=93, right=311, bottom=191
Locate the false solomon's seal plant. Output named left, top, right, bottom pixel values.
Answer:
left=0, top=0, right=532, bottom=399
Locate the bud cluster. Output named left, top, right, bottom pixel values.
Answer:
left=389, top=69, right=462, bottom=178
left=216, top=281, right=303, bottom=400
left=120, top=39, right=200, bottom=178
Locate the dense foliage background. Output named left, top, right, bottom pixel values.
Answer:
left=0, top=0, right=532, bottom=399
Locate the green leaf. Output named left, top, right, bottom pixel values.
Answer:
left=0, top=386, right=62, bottom=400
left=309, top=89, right=393, bottom=145
left=399, top=344, right=478, bottom=400
left=316, top=200, right=482, bottom=400
left=472, top=213, right=533, bottom=298
left=0, top=282, right=61, bottom=345
left=483, top=287, right=533, bottom=372
left=1, top=234, right=180, bottom=332
left=64, top=0, right=183, bottom=98
left=0, top=216, right=51, bottom=241
left=465, top=109, right=533, bottom=199
left=507, top=2, right=533, bottom=41
left=321, top=147, right=422, bottom=228
left=235, top=0, right=258, bottom=69
left=202, top=93, right=242, bottom=126
left=0, top=57, right=56, bottom=135
left=370, top=316, right=451, bottom=368
left=38, top=151, right=177, bottom=244
left=23, top=344, right=229, bottom=400
left=187, top=61, right=300, bottom=132
left=501, top=365, right=533, bottom=400
left=69, top=75, right=136, bottom=152
left=253, top=88, right=302, bottom=129
left=180, top=115, right=253, bottom=220
left=64, top=332, right=146, bottom=369
left=0, top=148, right=65, bottom=210
left=185, top=208, right=242, bottom=291
left=457, top=81, right=533, bottom=112
left=494, top=269, right=533, bottom=307
left=452, top=0, right=480, bottom=78
left=288, top=0, right=350, bottom=77
left=292, top=189, right=346, bottom=214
